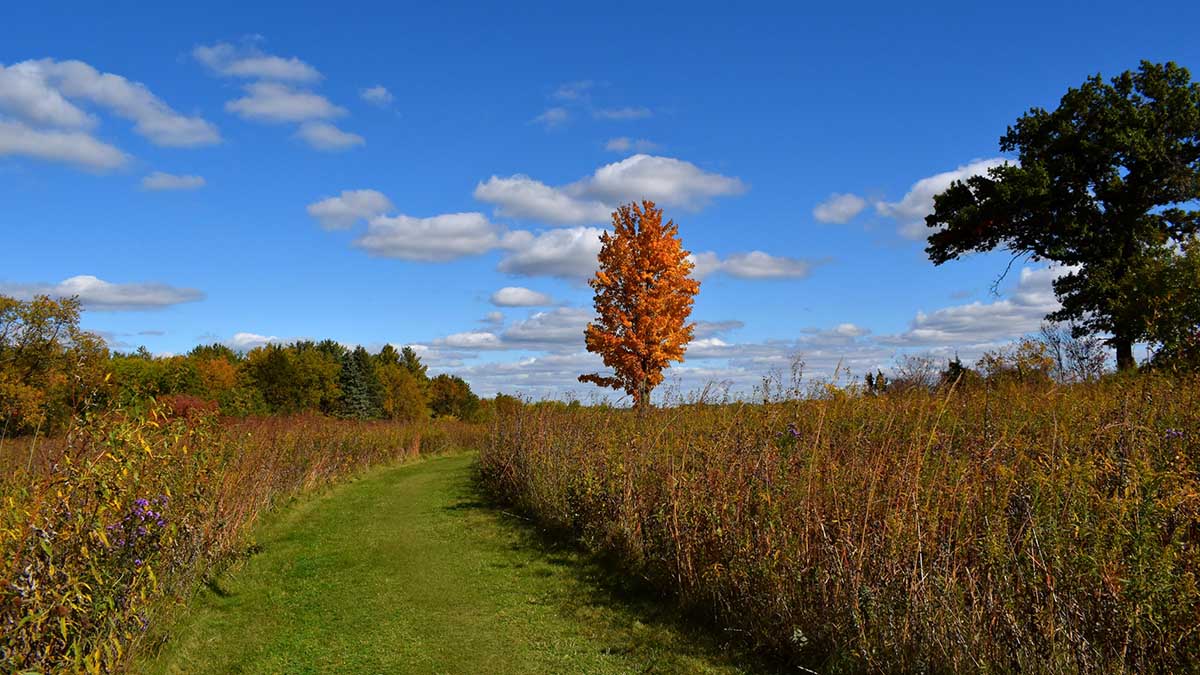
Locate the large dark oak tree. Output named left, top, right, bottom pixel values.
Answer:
left=925, top=61, right=1200, bottom=370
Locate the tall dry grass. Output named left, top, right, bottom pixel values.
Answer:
left=479, top=376, right=1200, bottom=673
left=0, top=403, right=472, bottom=674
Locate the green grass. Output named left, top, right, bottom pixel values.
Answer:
left=138, top=452, right=770, bottom=674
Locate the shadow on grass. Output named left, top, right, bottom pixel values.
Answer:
left=444, top=469, right=789, bottom=675
left=203, top=577, right=233, bottom=598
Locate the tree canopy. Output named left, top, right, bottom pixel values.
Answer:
left=925, top=61, right=1200, bottom=370
left=579, top=201, right=699, bottom=407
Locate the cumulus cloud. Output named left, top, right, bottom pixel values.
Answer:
left=194, top=42, right=322, bottom=82
left=885, top=265, right=1070, bottom=346
left=533, top=106, right=569, bottom=128
left=491, top=286, right=555, bottom=307
left=228, top=332, right=280, bottom=350
left=593, top=106, right=652, bottom=120
left=448, top=351, right=605, bottom=398
left=581, top=154, right=746, bottom=210
left=0, top=58, right=219, bottom=160
left=474, top=175, right=612, bottom=225
left=497, top=227, right=605, bottom=279
left=689, top=250, right=823, bottom=280
left=436, top=331, right=505, bottom=350
left=194, top=41, right=362, bottom=149
left=502, top=307, right=591, bottom=351
left=0, top=120, right=128, bottom=170
left=0, top=275, right=204, bottom=310
left=0, top=62, right=93, bottom=128
left=876, top=158, right=1010, bottom=239
left=226, top=82, right=345, bottom=123
left=693, top=320, right=744, bottom=339
left=15, top=59, right=220, bottom=147
left=717, top=252, right=821, bottom=279
left=475, top=154, right=746, bottom=226
left=360, top=85, right=393, bottom=106
left=354, top=212, right=507, bottom=261
left=428, top=308, right=591, bottom=358
left=605, top=137, right=659, bottom=153
left=813, top=192, right=867, bottom=224
left=296, top=121, right=364, bottom=150
left=141, top=171, right=205, bottom=191
left=306, top=189, right=394, bottom=229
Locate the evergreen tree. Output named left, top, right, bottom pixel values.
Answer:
left=338, top=346, right=384, bottom=419
left=376, top=344, right=402, bottom=367
left=400, top=346, right=427, bottom=381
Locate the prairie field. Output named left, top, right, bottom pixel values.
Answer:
left=479, top=376, right=1200, bottom=673
left=0, top=405, right=482, bottom=673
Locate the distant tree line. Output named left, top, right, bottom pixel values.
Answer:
left=0, top=294, right=483, bottom=438
left=863, top=321, right=1117, bottom=395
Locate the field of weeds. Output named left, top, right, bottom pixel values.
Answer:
left=479, top=377, right=1200, bottom=673
left=0, top=404, right=479, bottom=673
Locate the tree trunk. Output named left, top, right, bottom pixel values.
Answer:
left=633, top=379, right=650, bottom=412
left=1114, top=336, right=1136, bottom=371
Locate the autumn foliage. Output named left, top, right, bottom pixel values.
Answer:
left=579, top=201, right=699, bottom=407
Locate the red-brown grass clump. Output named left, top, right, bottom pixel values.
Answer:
left=479, top=376, right=1200, bottom=673
left=0, top=403, right=471, bottom=673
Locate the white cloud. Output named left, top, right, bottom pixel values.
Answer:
left=497, top=227, right=605, bottom=279
left=551, top=81, right=593, bottom=101
left=141, top=171, right=205, bottom=191
left=360, top=85, right=393, bottom=106
left=481, top=311, right=504, bottom=326
left=502, top=307, right=592, bottom=350
left=877, top=158, right=1010, bottom=239
left=226, top=82, right=346, bottom=123
left=437, top=331, right=504, bottom=350
left=533, top=106, right=569, bottom=128
left=193, top=42, right=321, bottom=82
left=491, top=286, right=555, bottom=307
left=24, top=59, right=220, bottom=147
left=296, top=121, right=364, bottom=150
left=693, top=320, right=744, bottom=339
left=0, top=120, right=128, bottom=170
left=593, top=106, right=652, bottom=120
left=581, top=154, right=746, bottom=211
left=885, top=265, right=1070, bottom=345
left=306, top=189, right=394, bottom=230
left=474, top=175, right=612, bottom=225
left=0, top=59, right=220, bottom=148
left=354, top=212, right=506, bottom=261
left=228, top=332, right=280, bottom=350
left=689, top=250, right=822, bottom=280
left=717, top=251, right=820, bottom=279
left=475, top=154, right=746, bottom=226
left=688, top=252, right=723, bottom=280
left=449, top=351, right=605, bottom=399
left=0, top=275, right=203, bottom=310
left=605, top=137, right=659, bottom=153
left=0, top=61, right=93, bottom=128
left=813, top=192, right=867, bottom=224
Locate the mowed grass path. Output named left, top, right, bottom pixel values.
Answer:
left=140, top=453, right=767, bottom=674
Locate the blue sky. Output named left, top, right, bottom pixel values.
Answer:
left=3, top=1, right=1198, bottom=398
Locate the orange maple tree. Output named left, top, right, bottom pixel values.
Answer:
left=579, top=200, right=700, bottom=408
